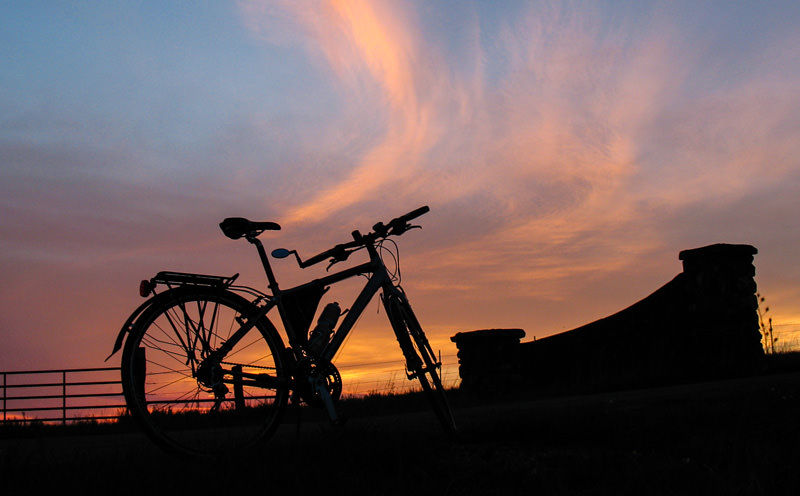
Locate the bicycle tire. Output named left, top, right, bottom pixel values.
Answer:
left=120, top=287, right=288, bottom=457
left=386, top=295, right=457, bottom=435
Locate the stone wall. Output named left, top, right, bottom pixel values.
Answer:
left=451, top=244, right=764, bottom=395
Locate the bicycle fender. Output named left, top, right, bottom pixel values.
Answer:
left=105, top=296, right=163, bottom=361
left=106, top=286, right=273, bottom=361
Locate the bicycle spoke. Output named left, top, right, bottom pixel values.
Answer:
left=121, top=288, right=288, bottom=457
left=140, top=331, right=192, bottom=362
left=118, top=206, right=447, bottom=456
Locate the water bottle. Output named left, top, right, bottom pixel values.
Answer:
left=308, top=302, right=340, bottom=355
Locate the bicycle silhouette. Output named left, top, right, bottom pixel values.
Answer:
left=109, top=206, right=455, bottom=457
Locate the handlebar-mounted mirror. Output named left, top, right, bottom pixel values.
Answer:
left=271, top=248, right=295, bottom=259
left=272, top=247, right=308, bottom=268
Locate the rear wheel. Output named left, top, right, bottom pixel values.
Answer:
left=120, top=287, right=288, bottom=457
left=386, top=295, right=457, bottom=435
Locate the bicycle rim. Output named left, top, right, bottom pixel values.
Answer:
left=121, top=288, right=288, bottom=457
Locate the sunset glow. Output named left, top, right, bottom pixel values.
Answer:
left=2, top=1, right=800, bottom=393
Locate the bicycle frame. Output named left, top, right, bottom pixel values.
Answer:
left=197, top=233, right=406, bottom=422
left=114, top=206, right=455, bottom=455
left=216, top=234, right=402, bottom=373
left=108, top=224, right=413, bottom=379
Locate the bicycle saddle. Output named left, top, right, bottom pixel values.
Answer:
left=220, top=217, right=281, bottom=239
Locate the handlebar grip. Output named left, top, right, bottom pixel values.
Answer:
left=386, top=205, right=429, bottom=233
left=401, top=205, right=429, bottom=222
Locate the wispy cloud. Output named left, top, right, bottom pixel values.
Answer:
left=3, top=1, right=800, bottom=372
left=241, top=0, right=443, bottom=223
left=236, top=1, right=800, bottom=311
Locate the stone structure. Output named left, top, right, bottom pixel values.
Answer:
left=449, top=328, right=527, bottom=395
left=451, top=244, right=764, bottom=395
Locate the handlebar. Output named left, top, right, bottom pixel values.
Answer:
left=371, top=205, right=429, bottom=237
left=296, top=206, right=429, bottom=269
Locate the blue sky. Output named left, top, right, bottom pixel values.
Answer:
left=2, top=1, right=800, bottom=381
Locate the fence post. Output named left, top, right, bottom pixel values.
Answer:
left=134, top=348, right=146, bottom=407
left=232, top=365, right=245, bottom=410
left=2, top=372, right=5, bottom=422
left=62, top=370, right=67, bottom=425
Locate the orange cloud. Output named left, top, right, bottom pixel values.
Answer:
left=239, top=0, right=442, bottom=223
left=235, top=1, right=800, bottom=346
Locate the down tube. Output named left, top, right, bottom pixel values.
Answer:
left=320, top=272, right=386, bottom=362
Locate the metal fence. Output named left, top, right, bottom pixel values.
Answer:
left=1, top=357, right=461, bottom=426
left=1, top=367, right=125, bottom=425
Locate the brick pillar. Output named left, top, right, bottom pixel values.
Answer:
left=678, top=243, right=762, bottom=373
left=450, top=329, right=525, bottom=394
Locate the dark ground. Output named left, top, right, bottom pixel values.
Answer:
left=2, top=371, right=799, bottom=495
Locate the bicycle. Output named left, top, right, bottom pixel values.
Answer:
left=108, top=206, right=456, bottom=457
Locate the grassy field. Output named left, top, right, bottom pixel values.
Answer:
left=2, top=363, right=800, bottom=495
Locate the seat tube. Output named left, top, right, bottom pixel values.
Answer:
left=249, top=237, right=280, bottom=293
left=248, top=236, right=300, bottom=346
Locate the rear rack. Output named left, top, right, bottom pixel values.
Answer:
left=140, top=271, right=239, bottom=296
left=152, top=271, right=239, bottom=287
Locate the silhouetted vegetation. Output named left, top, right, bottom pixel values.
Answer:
left=4, top=350, right=800, bottom=437
left=757, top=292, right=777, bottom=354
left=3, top=360, right=800, bottom=494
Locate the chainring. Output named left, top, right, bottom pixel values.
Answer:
left=293, top=357, right=342, bottom=408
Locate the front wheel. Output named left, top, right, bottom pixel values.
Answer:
left=385, top=295, right=457, bottom=435
left=120, top=287, right=288, bottom=457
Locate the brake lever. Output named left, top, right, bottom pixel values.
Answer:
left=325, top=246, right=354, bottom=271
left=389, top=223, right=421, bottom=236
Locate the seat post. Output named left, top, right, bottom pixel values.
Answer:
left=248, top=236, right=281, bottom=293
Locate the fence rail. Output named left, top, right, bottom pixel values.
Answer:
left=1, top=357, right=460, bottom=426
left=1, top=367, right=125, bottom=425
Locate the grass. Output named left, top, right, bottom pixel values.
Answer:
left=5, top=371, right=800, bottom=495
left=3, top=354, right=800, bottom=494
left=761, top=349, right=800, bottom=373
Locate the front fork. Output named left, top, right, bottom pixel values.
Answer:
left=382, top=291, right=427, bottom=379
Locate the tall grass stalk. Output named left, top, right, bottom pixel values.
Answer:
left=757, top=292, right=776, bottom=354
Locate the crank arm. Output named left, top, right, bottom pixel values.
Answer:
left=221, top=369, right=288, bottom=389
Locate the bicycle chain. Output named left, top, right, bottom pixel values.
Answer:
left=220, top=361, right=276, bottom=371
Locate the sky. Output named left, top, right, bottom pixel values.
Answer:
left=2, top=1, right=800, bottom=389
